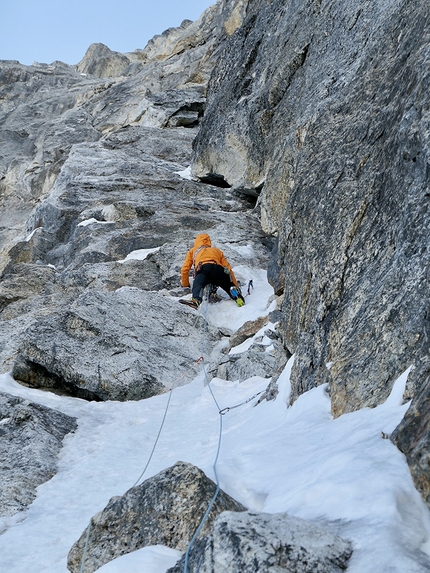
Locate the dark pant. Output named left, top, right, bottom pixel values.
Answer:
left=192, top=264, right=235, bottom=302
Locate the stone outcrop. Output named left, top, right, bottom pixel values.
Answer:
left=67, top=461, right=246, bottom=573
left=75, top=43, right=133, bottom=78
left=11, top=289, right=220, bottom=401
left=391, top=375, right=430, bottom=506
left=216, top=341, right=275, bottom=382
left=168, top=511, right=353, bottom=573
left=228, top=315, right=269, bottom=348
left=0, top=0, right=249, bottom=271
left=0, top=391, right=77, bottom=530
left=193, top=0, right=429, bottom=416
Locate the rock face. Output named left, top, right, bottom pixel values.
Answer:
left=67, top=461, right=246, bottom=573
left=168, top=511, right=353, bottom=573
left=391, top=375, right=430, bottom=506
left=12, top=289, right=220, bottom=401
left=0, top=1, right=270, bottom=404
left=2, top=121, right=268, bottom=400
left=0, top=0, right=429, bottom=551
left=0, top=0, right=248, bottom=270
left=0, top=391, right=77, bottom=530
left=193, top=0, right=429, bottom=423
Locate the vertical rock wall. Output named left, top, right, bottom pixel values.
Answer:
left=192, top=0, right=429, bottom=415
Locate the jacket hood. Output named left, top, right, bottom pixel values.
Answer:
left=193, top=233, right=212, bottom=248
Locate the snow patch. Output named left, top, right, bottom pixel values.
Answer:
left=0, top=268, right=429, bottom=573
left=77, top=218, right=112, bottom=227
left=97, top=545, right=182, bottom=573
left=175, top=165, right=193, bottom=180
left=118, top=247, right=161, bottom=263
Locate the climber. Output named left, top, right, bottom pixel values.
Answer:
left=179, top=233, right=245, bottom=309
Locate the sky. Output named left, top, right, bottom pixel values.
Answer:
left=0, top=251, right=429, bottom=573
left=0, top=0, right=215, bottom=66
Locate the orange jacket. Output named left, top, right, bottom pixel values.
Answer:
left=181, top=233, right=238, bottom=288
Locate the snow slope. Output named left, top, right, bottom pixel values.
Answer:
left=0, top=266, right=429, bottom=573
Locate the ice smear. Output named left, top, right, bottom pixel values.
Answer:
left=77, top=218, right=112, bottom=227
left=25, top=227, right=42, bottom=241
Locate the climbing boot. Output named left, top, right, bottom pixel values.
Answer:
left=179, top=298, right=200, bottom=310
left=230, top=286, right=245, bottom=307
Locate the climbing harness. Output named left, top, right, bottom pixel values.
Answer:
left=192, top=245, right=209, bottom=276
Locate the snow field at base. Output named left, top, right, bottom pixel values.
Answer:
left=0, top=265, right=429, bottom=572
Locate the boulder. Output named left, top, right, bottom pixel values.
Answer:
left=168, top=510, right=353, bottom=573
left=12, top=288, right=220, bottom=401
left=75, top=43, right=132, bottom=78
left=217, top=343, right=275, bottom=382
left=0, top=391, right=77, bottom=530
left=67, top=461, right=246, bottom=573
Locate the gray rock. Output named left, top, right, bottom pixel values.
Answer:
left=391, top=372, right=430, bottom=507
left=1, top=120, right=271, bottom=395
left=168, top=510, right=353, bottom=573
left=67, top=461, right=246, bottom=573
left=217, top=343, right=275, bottom=382
left=12, top=288, right=220, bottom=401
left=0, top=0, right=248, bottom=267
left=0, top=391, right=77, bottom=529
left=19, top=125, right=261, bottom=273
left=0, top=60, right=104, bottom=266
left=0, top=263, right=56, bottom=312
left=75, top=43, right=132, bottom=78
left=192, top=0, right=430, bottom=420
left=228, top=315, right=269, bottom=348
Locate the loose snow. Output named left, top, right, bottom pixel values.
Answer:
left=0, top=266, right=429, bottom=573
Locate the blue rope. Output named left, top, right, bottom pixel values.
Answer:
left=79, top=356, right=202, bottom=573
left=79, top=518, right=93, bottom=573
left=80, top=293, right=227, bottom=573
left=183, top=298, right=224, bottom=573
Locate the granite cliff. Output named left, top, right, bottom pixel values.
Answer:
left=0, top=0, right=429, bottom=569
left=193, top=0, right=429, bottom=506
